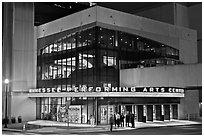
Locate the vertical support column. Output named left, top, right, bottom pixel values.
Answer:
left=95, top=97, right=98, bottom=125
left=86, top=97, right=88, bottom=124
left=153, top=105, right=156, bottom=120
left=132, top=105, right=135, bottom=114
left=147, top=105, right=153, bottom=121
left=143, top=105, right=147, bottom=122
left=170, top=104, right=173, bottom=119
left=135, top=105, right=138, bottom=121
left=3, top=2, right=13, bottom=120
left=161, top=105, right=164, bottom=121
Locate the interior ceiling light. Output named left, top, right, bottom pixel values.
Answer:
left=54, top=4, right=65, bottom=9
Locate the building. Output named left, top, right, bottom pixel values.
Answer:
left=2, top=2, right=202, bottom=125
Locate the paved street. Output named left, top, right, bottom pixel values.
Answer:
left=75, top=124, right=202, bottom=135
left=2, top=131, right=41, bottom=135
left=2, top=124, right=202, bottom=135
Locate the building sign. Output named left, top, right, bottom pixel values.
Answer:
left=29, top=87, right=184, bottom=94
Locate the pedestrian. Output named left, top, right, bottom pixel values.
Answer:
left=125, top=111, right=130, bottom=127
left=109, top=114, right=114, bottom=131
left=114, top=113, right=117, bottom=127
left=116, top=113, right=120, bottom=127
left=90, top=115, right=95, bottom=127
left=120, top=113, right=125, bottom=127
left=131, top=113, right=135, bottom=128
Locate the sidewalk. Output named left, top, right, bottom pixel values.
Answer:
left=2, top=119, right=202, bottom=134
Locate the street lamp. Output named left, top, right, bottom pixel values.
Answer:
left=4, top=79, right=9, bottom=128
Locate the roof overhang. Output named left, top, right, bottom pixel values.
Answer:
left=27, top=92, right=184, bottom=98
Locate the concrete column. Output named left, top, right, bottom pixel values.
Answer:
left=95, top=97, right=98, bottom=125
left=135, top=105, right=138, bottom=121
left=147, top=105, right=153, bottom=121
left=2, top=2, right=14, bottom=120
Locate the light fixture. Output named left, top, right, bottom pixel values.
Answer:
left=4, top=79, right=9, bottom=84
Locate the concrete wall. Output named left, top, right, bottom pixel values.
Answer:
left=136, top=3, right=175, bottom=25
left=2, top=3, right=36, bottom=121
left=11, top=93, right=36, bottom=121
left=175, top=3, right=189, bottom=28
left=188, top=4, right=202, bottom=63
left=37, top=7, right=97, bottom=39
left=120, top=63, right=202, bottom=88
left=178, top=90, right=199, bottom=119
left=12, top=3, right=36, bottom=91
left=2, top=2, right=14, bottom=119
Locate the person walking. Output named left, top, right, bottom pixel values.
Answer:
left=125, top=111, right=130, bottom=127
left=130, top=113, right=135, bottom=128
left=90, top=115, right=95, bottom=127
left=120, top=113, right=125, bottom=127
left=109, top=114, right=114, bottom=131
left=116, top=113, right=120, bottom=127
left=114, top=113, right=117, bottom=127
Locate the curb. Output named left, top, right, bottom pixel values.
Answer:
left=2, top=128, right=23, bottom=132
left=2, top=123, right=202, bottom=133
left=136, top=123, right=202, bottom=130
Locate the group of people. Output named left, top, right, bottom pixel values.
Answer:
left=109, top=111, right=135, bottom=131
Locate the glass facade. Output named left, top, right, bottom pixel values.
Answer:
left=37, top=26, right=181, bottom=123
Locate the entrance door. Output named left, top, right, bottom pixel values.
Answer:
left=100, top=105, right=108, bottom=124
left=172, top=104, right=178, bottom=119
left=147, top=105, right=153, bottom=121
left=155, top=105, right=162, bottom=120
left=164, top=105, right=170, bottom=120
left=126, top=105, right=132, bottom=113
left=137, top=105, right=143, bottom=122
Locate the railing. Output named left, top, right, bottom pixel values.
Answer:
left=187, top=114, right=199, bottom=121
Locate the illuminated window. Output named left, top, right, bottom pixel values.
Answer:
left=103, top=56, right=116, bottom=66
